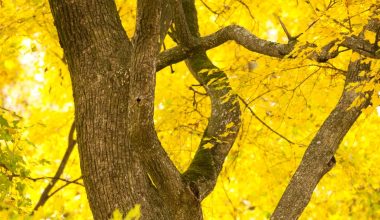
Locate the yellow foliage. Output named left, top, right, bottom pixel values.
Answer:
left=0, top=0, right=379, bottom=219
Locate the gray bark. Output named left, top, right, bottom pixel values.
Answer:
left=271, top=59, right=372, bottom=219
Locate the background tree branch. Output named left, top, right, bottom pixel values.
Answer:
left=238, top=95, right=295, bottom=145
left=33, top=122, right=77, bottom=212
left=271, top=57, right=372, bottom=219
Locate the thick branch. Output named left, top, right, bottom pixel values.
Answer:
left=169, top=0, right=199, bottom=47
left=157, top=24, right=293, bottom=71
left=175, top=0, right=241, bottom=201
left=133, top=0, right=163, bottom=51
left=157, top=19, right=380, bottom=71
left=159, top=0, right=173, bottom=44
left=182, top=53, right=242, bottom=200
left=271, top=59, right=372, bottom=219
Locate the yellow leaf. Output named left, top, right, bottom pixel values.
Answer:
left=351, top=52, right=361, bottom=61
left=364, top=31, right=376, bottom=44
left=203, top=142, right=214, bottom=149
left=126, top=204, right=141, bottom=220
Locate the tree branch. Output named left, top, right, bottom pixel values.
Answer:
left=275, top=15, right=293, bottom=41
left=11, top=174, right=83, bottom=186
left=157, top=19, right=380, bottom=71
left=199, top=0, right=218, bottom=15
left=236, top=0, right=255, bottom=21
left=159, top=3, right=380, bottom=215
left=159, top=0, right=173, bottom=45
left=169, top=0, right=199, bottom=48
left=271, top=58, right=372, bottom=219
left=157, top=24, right=293, bottom=71
left=173, top=0, right=241, bottom=201
left=132, top=0, right=164, bottom=50
left=45, top=176, right=83, bottom=199
left=33, top=122, right=77, bottom=212
left=238, top=96, right=295, bottom=145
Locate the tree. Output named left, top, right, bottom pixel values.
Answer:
left=1, top=0, right=380, bottom=219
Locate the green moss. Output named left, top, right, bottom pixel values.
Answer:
left=182, top=148, right=214, bottom=182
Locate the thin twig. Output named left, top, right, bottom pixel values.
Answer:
left=236, top=0, right=255, bottom=21
left=33, top=121, right=77, bottom=212
left=189, top=86, right=207, bottom=95
left=45, top=176, right=83, bottom=199
left=280, top=63, right=346, bottom=75
left=0, top=106, right=23, bottom=118
left=275, top=15, right=293, bottom=41
left=163, top=43, right=175, bottom=73
left=199, top=0, right=219, bottom=15
left=11, top=174, right=84, bottom=186
left=238, top=96, right=295, bottom=145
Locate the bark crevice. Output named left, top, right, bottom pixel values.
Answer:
left=49, top=0, right=203, bottom=219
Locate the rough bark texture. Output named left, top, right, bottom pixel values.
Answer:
left=271, top=59, right=372, bottom=219
left=47, top=0, right=379, bottom=219
left=173, top=0, right=241, bottom=200
left=49, top=0, right=202, bottom=219
left=157, top=19, right=380, bottom=71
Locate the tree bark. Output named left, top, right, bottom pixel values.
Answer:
left=49, top=0, right=202, bottom=219
left=172, top=0, right=241, bottom=200
left=47, top=0, right=379, bottom=219
left=271, top=59, right=372, bottom=219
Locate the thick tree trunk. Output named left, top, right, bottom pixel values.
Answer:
left=49, top=0, right=202, bottom=219
left=48, top=0, right=378, bottom=219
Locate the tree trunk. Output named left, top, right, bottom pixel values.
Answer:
left=48, top=0, right=202, bottom=219
left=47, top=0, right=378, bottom=219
